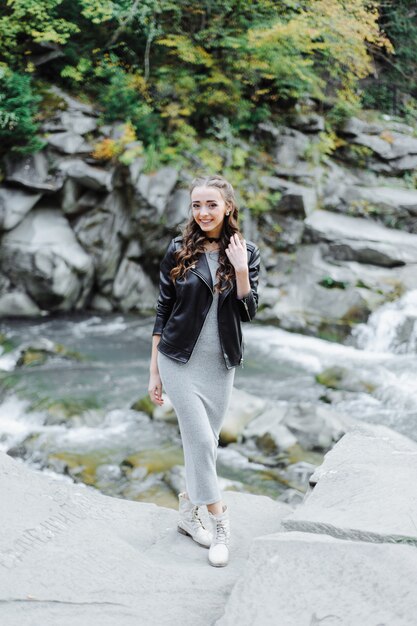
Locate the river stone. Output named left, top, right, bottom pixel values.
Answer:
left=4, top=152, right=63, bottom=193
left=56, top=158, right=115, bottom=192
left=217, top=531, right=417, bottom=626
left=112, top=257, right=157, bottom=312
left=73, top=191, right=131, bottom=294
left=243, top=406, right=297, bottom=451
left=283, top=430, right=417, bottom=544
left=220, top=387, right=267, bottom=444
left=89, top=293, right=114, bottom=312
left=135, top=167, right=178, bottom=215
left=45, top=131, right=92, bottom=154
left=0, top=187, right=42, bottom=231
left=304, top=209, right=417, bottom=266
left=0, top=291, right=41, bottom=317
left=1, top=208, right=94, bottom=311
left=0, top=450, right=290, bottom=626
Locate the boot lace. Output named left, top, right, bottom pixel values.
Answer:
left=191, top=505, right=208, bottom=530
left=214, top=518, right=229, bottom=545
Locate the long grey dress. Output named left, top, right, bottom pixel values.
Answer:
left=157, top=250, right=235, bottom=505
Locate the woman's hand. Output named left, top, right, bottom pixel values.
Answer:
left=225, top=233, right=248, bottom=273
left=148, top=371, right=164, bottom=406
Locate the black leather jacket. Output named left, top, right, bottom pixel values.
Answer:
left=152, top=236, right=261, bottom=369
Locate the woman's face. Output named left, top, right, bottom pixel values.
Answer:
left=191, top=186, right=229, bottom=239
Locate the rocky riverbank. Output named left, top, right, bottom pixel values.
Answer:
left=1, top=420, right=415, bottom=626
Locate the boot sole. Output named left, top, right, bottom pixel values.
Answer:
left=177, top=525, right=210, bottom=548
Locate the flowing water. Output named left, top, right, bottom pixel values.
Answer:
left=1, top=293, right=416, bottom=508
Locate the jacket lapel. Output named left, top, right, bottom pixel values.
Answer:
left=191, top=252, right=213, bottom=291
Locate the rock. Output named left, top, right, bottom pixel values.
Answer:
left=290, top=112, right=325, bottom=133
left=316, top=366, right=376, bottom=393
left=42, top=110, right=98, bottom=135
left=0, top=291, right=42, bottom=317
left=135, top=167, right=178, bottom=215
left=1, top=208, right=94, bottom=311
left=56, top=158, right=115, bottom=192
left=165, top=188, right=190, bottom=227
left=274, top=127, right=310, bottom=168
left=281, top=403, right=347, bottom=451
left=45, top=131, right=92, bottom=154
left=352, top=131, right=417, bottom=160
left=243, top=406, right=298, bottom=452
left=304, top=209, right=417, bottom=266
left=0, top=450, right=290, bottom=625
left=283, top=429, right=417, bottom=543
left=220, top=387, right=267, bottom=444
left=0, top=187, right=42, bottom=231
left=217, top=531, right=417, bottom=626
left=340, top=185, right=417, bottom=217
left=73, top=191, right=131, bottom=294
left=89, top=293, right=114, bottom=312
left=4, top=152, right=63, bottom=193
left=48, top=85, right=95, bottom=114
left=112, top=257, right=157, bottom=312
left=276, top=183, right=317, bottom=217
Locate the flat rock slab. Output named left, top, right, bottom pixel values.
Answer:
left=0, top=452, right=290, bottom=626
left=304, top=209, right=417, bottom=265
left=216, top=531, right=417, bottom=626
left=283, top=430, right=417, bottom=544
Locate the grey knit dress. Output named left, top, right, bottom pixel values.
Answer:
left=157, top=250, right=235, bottom=505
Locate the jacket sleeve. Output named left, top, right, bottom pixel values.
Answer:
left=237, top=244, right=261, bottom=322
left=152, top=239, right=178, bottom=335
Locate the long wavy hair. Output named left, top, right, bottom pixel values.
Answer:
left=170, top=175, right=242, bottom=292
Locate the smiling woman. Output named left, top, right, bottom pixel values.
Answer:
left=148, top=174, right=260, bottom=568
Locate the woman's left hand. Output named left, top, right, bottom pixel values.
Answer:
left=225, top=233, right=248, bottom=273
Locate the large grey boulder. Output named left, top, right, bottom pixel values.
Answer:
left=73, top=191, right=131, bottom=294
left=4, top=152, right=63, bottom=193
left=217, top=531, right=417, bottom=626
left=45, top=131, right=92, bottom=154
left=42, top=110, right=98, bottom=135
left=1, top=208, right=94, bottom=311
left=134, top=167, right=178, bottom=215
left=56, top=158, right=115, bottom=192
left=0, top=291, right=41, bottom=317
left=165, top=188, right=190, bottom=227
left=0, top=450, right=291, bottom=626
left=352, top=131, right=417, bottom=160
left=283, top=429, right=417, bottom=543
left=304, top=209, right=417, bottom=266
left=339, top=184, right=417, bottom=217
left=0, top=187, right=42, bottom=230
left=112, top=257, right=157, bottom=312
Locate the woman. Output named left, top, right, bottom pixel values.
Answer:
left=148, top=174, right=260, bottom=567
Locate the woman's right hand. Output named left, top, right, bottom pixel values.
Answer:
left=148, top=371, right=164, bottom=406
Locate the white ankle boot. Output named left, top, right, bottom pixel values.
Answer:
left=208, top=505, right=230, bottom=567
left=177, top=492, right=213, bottom=548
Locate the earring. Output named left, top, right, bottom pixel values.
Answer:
left=226, top=212, right=230, bottom=216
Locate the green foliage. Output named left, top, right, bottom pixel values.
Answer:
left=0, top=64, right=45, bottom=155
left=0, top=0, right=403, bottom=164
left=362, top=1, right=417, bottom=115
left=318, top=277, right=348, bottom=290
